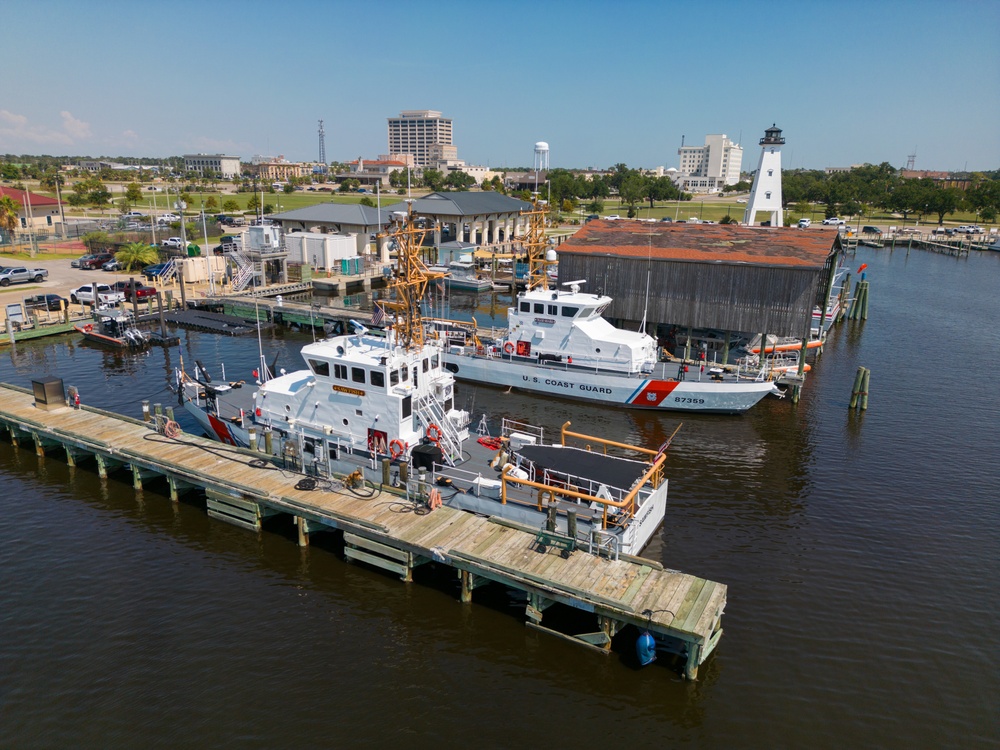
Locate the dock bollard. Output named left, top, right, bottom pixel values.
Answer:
left=248, top=425, right=257, bottom=451
left=165, top=406, right=174, bottom=422
left=382, top=458, right=391, bottom=486
left=849, top=366, right=871, bottom=410
left=142, top=400, right=150, bottom=423
left=264, top=428, right=273, bottom=455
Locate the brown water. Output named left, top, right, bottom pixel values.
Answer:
left=1, top=246, right=998, bottom=748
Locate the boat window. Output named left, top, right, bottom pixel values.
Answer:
left=422, top=359, right=429, bottom=373
left=520, top=302, right=530, bottom=312
left=308, top=359, right=329, bottom=377
left=401, top=395, right=412, bottom=419
left=370, top=370, right=385, bottom=388
left=334, top=363, right=348, bottom=380
left=401, top=366, right=409, bottom=381
left=432, top=353, right=440, bottom=368
left=561, top=306, right=579, bottom=317
left=445, top=398, right=453, bottom=412
left=391, top=369, right=400, bottom=386
left=534, top=303, right=544, bottom=313
left=548, top=305, right=557, bottom=315
left=351, top=367, right=366, bottom=384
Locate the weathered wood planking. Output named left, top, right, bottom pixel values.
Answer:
left=0, top=383, right=726, bottom=677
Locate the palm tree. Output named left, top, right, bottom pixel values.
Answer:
left=115, top=242, right=160, bottom=273
left=0, top=195, right=20, bottom=244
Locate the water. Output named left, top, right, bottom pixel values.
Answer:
left=2, top=247, right=999, bottom=748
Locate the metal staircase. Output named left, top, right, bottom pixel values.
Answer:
left=225, top=247, right=257, bottom=291
left=414, top=385, right=464, bottom=467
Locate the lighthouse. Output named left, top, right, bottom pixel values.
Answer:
left=743, top=124, right=784, bottom=227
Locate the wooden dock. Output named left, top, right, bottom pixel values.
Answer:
left=0, top=382, right=726, bottom=679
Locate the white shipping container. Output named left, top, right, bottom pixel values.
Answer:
left=285, top=231, right=357, bottom=269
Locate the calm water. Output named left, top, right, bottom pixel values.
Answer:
left=1, top=247, right=998, bottom=748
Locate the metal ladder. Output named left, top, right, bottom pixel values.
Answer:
left=414, top=388, right=462, bottom=466
left=226, top=248, right=257, bottom=291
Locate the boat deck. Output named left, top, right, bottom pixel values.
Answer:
left=0, top=382, right=725, bottom=679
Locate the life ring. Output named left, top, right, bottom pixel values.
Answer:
left=428, top=488, right=443, bottom=510
left=425, top=423, right=443, bottom=443
left=504, top=342, right=515, bottom=354
left=83, top=324, right=93, bottom=333
left=389, top=439, right=406, bottom=460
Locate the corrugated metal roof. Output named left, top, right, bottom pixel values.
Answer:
left=270, top=203, right=389, bottom=226
left=0, top=187, right=61, bottom=208
left=409, top=192, right=532, bottom=216
left=562, top=220, right=838, bottom=268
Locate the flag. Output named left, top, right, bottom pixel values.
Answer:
left=371, top=303, right=386, bottom=326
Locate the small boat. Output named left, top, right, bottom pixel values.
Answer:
left=437, top=201, right=782, bottom=415
left=177, top=204, right=673, bottom=556
left=428, top=260, right=494, bottom=292
left=75, top=309, right=150, bottom=349
left=746, top=333, right=824, bottom=355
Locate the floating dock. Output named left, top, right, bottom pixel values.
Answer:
left=0, top=382, right=726, bottom=680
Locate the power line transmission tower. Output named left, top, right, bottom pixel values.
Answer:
left=905, top=148, right=916, bottom=171
left=318, top=120, right=326, bottom=165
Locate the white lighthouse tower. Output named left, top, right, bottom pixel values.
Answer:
left=743, top=124, right=785, bottom=227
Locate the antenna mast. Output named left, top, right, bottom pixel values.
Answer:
left=905, top=148, right=916, bottom=171
left=318, top=120, right=326, bottom=165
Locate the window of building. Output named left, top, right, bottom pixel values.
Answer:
left=767, top=169, right=773, bottom=177
left=765, top=191, right=772, bottom=199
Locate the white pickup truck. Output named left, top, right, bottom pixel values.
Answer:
left=69, top=283, right=125, bottom=306
left=0, top=266, right=49, bottom=286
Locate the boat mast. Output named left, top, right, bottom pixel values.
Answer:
left=380, top=202, right=443, bottom=350
left=521, top=195, right=554, bottom=292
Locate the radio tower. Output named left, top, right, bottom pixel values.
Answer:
left=318, top=120, right=326, bottom=165
left=905, top=148, right=916, bottom=171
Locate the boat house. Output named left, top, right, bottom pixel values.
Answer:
left=556, top=220, right=845, bottom=344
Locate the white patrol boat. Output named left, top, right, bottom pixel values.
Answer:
left=438, top=202, right=781, bottom=414
left=177, top=203, right=675, bottom=556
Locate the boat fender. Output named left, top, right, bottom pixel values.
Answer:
left=504, top=342, right=515, bottom=354
left=389, top=439, right=407, bottom=460
left=636, top=631, right=657, bottom=666
left=426, top=423, right=443, bottom=443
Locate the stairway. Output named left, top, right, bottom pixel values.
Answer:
left=414, top=384, right=466, bottom=467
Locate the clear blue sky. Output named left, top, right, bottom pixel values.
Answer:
left=3, top=0, right=998, bottom=172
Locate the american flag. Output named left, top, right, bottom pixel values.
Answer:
left=371, top=303, right=386, bottom=326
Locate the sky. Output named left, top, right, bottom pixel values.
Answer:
left=2, top=0, right=998, bottom=173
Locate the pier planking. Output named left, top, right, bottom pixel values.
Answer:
left=0, top=382, right=725, bottom=680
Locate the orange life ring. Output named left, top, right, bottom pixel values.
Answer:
left=425, top=423, right=442, bottom=443
left=504, top=342, right=515, bottom=354
left=428, top=488, right=442, bottom=510
left=389, top=439, right=406, bottom=460
left=83, top=323, right=93, bottom=333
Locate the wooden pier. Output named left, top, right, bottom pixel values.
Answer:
left=0, top=382, right=725, bottom=679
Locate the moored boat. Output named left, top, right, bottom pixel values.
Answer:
left=177, top=203, right=674, bottom=556
left=437, top=201, right=781, bottom=414
left=75, top=309, right=151, bottom=349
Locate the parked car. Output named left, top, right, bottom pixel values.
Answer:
left=861, top=226, right=882, bottom=235
left=957, top=225, right=984, bottom=234
left=141, top=263, right=169, bottom=280
left=606, top=214, right=621, bottom=220
left=112, top=280, right=157, bottom=302
left=161, top=237, right=185, bottom=249
left=69, top=284, right=125, bottom=306
left=659, top=217, right=673, bottom=222
left=735, top=198, right=748, bottom=203
left=123, top=211, right=146, bottom=218
left=158, top=213, right=181, bottom=224
left=0, top=266, right=49, bottom=286
left=24, top=294, right=68, bottom=312
left=80, top=253, right=114, bottom=270
left=822, top=217, right=846, bottom=225
left=102, top=259, right=122, bottom=272
left=797, top=218, right=812, bottom=228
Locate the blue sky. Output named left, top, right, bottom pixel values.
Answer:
left=3, top=0, right=998, bottom=172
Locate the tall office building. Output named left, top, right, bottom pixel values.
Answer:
left=675, top=134, right=743, bottom=192
left=387, top=110, right=455, bottom=168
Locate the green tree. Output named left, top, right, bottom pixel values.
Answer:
left=444, top=171, right=475, bottom=190
left=359, top=196, right=375, bottom=207
left=422, top=169, right=444, bottom=191
left=619, top=173, right=645, bottom=217
left=222, top=199, right=240, bottom=213
left=90, top=186, right=112, bottom=210
left=0, top=195, right=19, bottom=240
left=115, top=242, right=160, bottom=272
left=263, top=203, right=274, bottom=215
left=926, top=185, right=963, bottom=224
left=283, top=183, right=296, bottom=194
left=585, top=199, right=604, bottom=214
left=246, top=193, right=261, bottom=213
left=123, top=182, right=143, bottom=207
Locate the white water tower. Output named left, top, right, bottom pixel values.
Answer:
left=533, top=141, right=549, bottom=191
left=743, top=124, right=785, bottom=227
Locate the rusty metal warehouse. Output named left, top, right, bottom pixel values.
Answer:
left=555, top=220, right=844, bottom=342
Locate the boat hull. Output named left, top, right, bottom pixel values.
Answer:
left=443, top=352, right=779, bottom=414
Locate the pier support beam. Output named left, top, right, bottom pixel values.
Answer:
left=32, top=433, right=63, bottom=457
left=95, top=454, right=125, bottom=479
left=684, top=642, right=702, bottom=681
left=64, top=445, right=93, bottom=468
left=131, top=464, right=161, bottom=491
left=168, top=476, right=197, bottom=502
left=459, top=569, right=490, bottom=603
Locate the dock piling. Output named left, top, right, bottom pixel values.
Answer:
left=850, top=367, right=871, bottom=410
